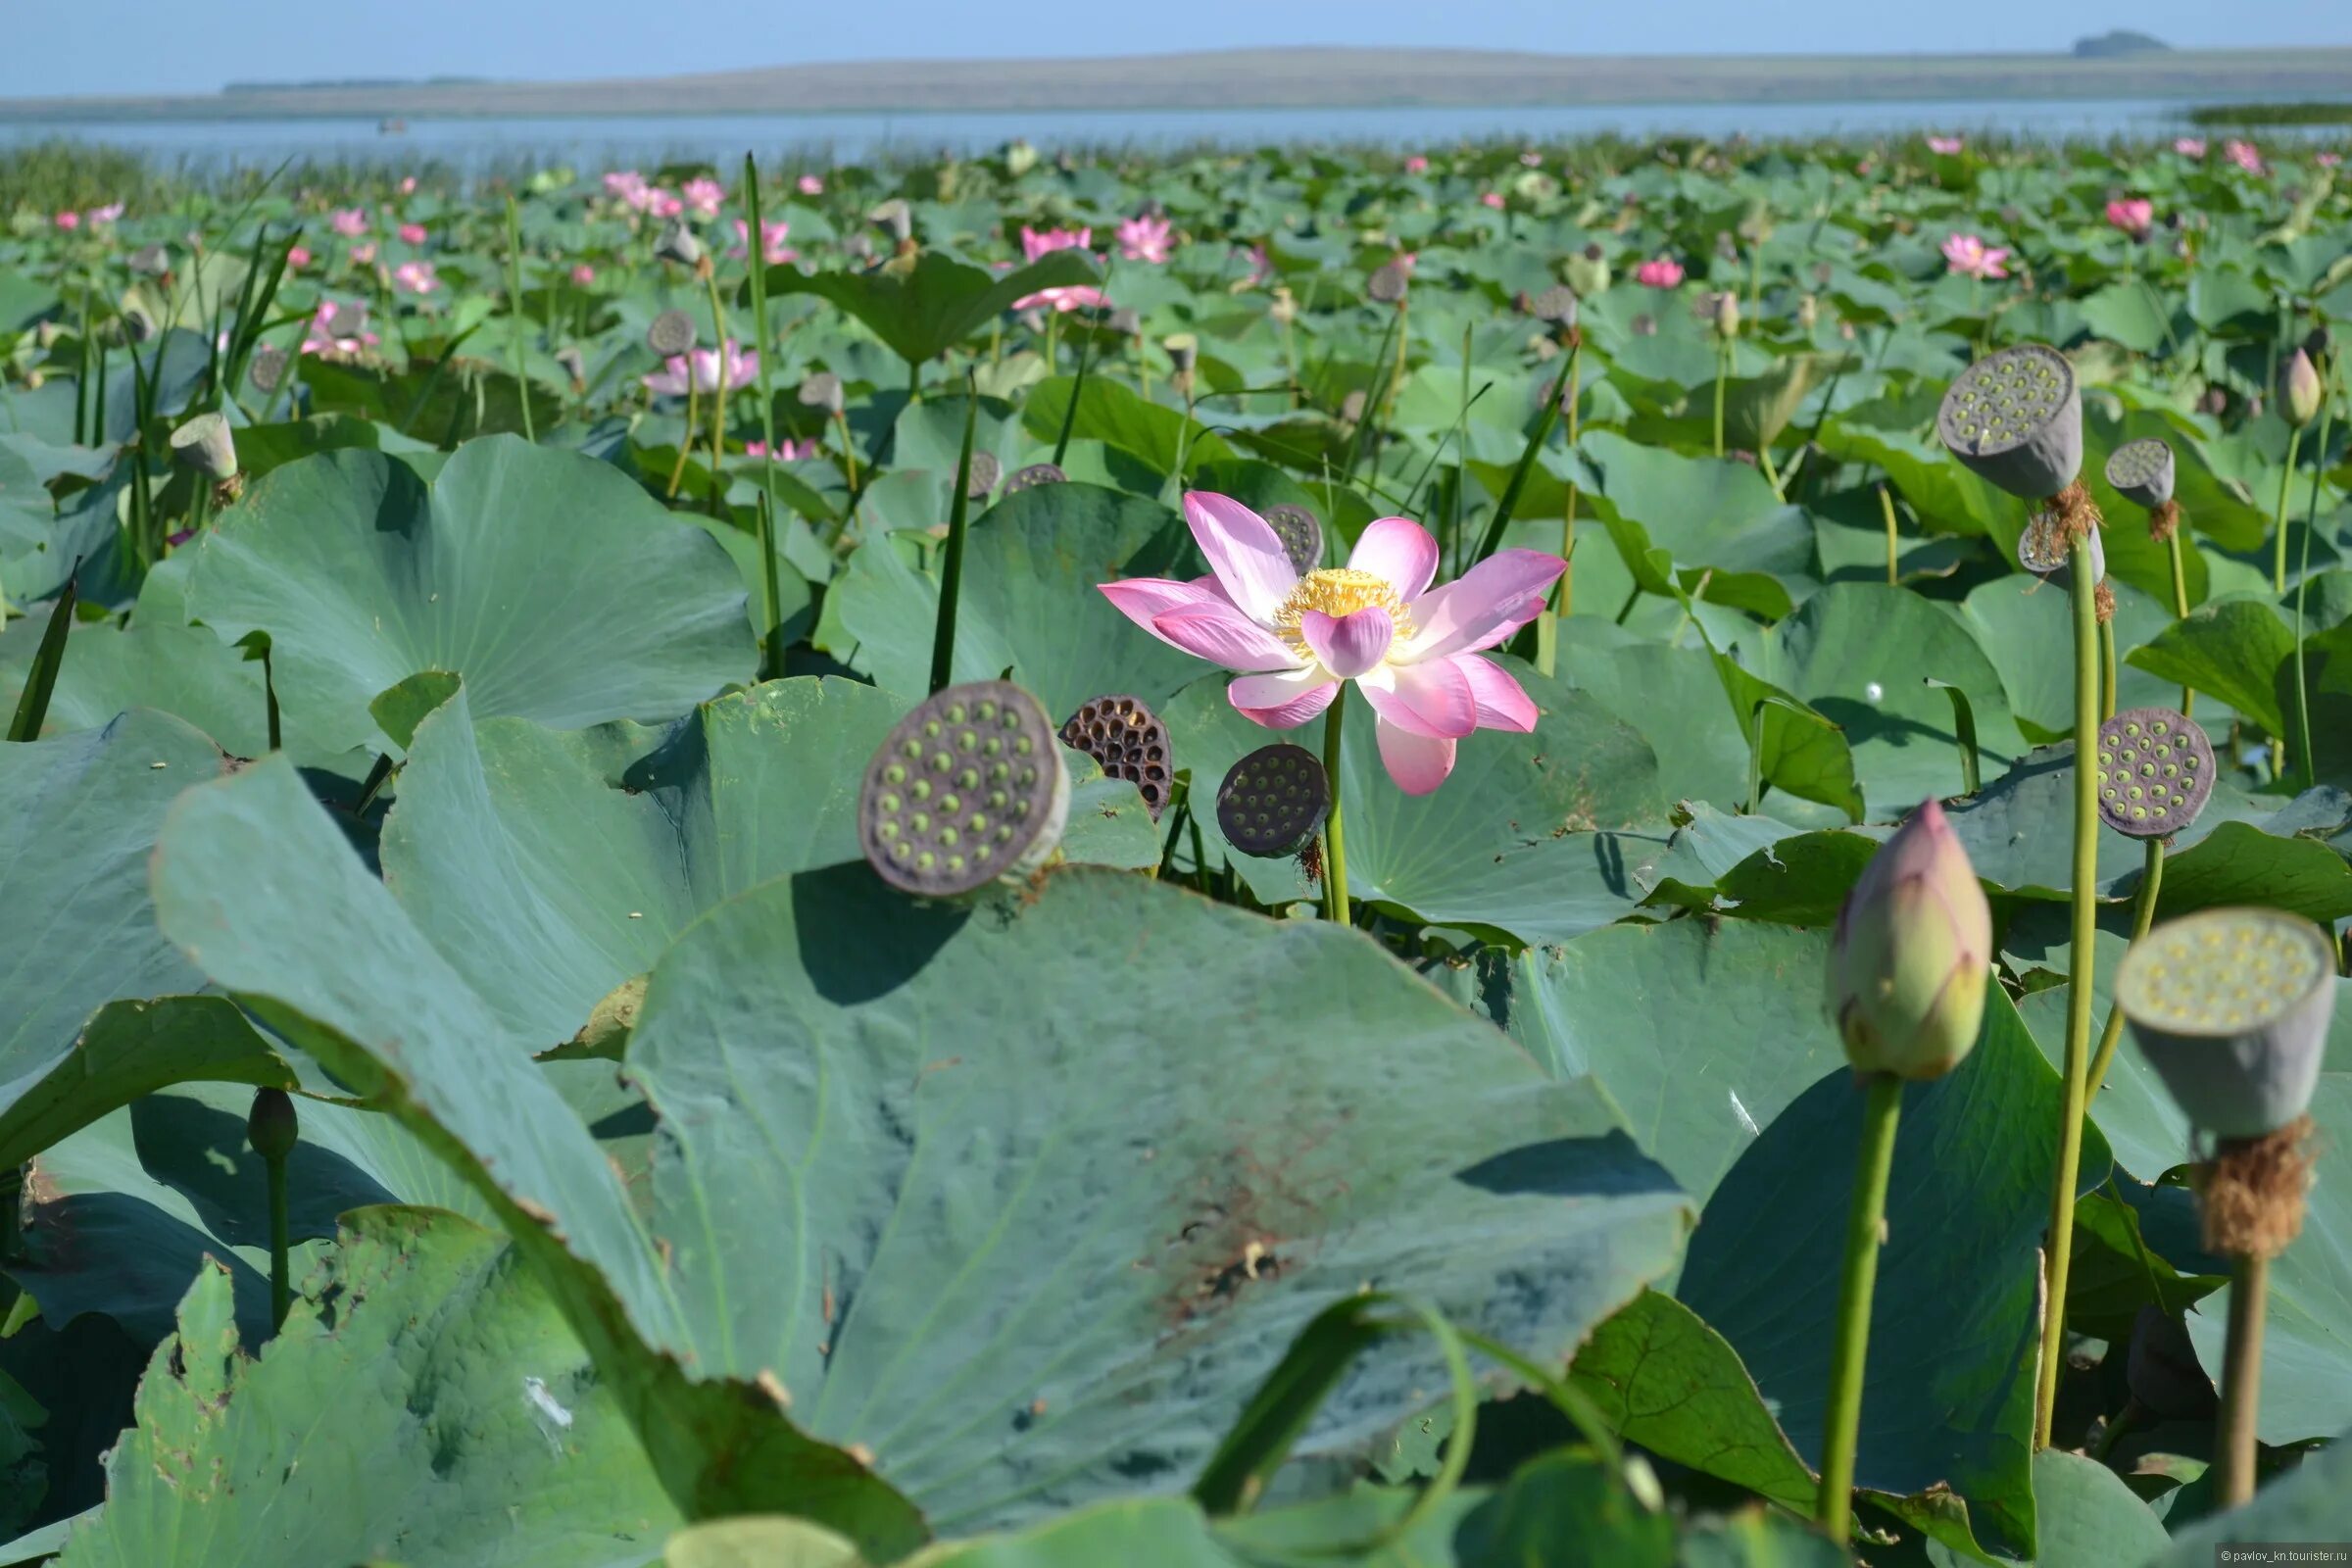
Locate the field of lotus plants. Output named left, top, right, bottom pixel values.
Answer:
left=0, top=124, right=2349, bottom=1566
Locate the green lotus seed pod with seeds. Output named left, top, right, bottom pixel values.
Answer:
left=861, top=681, right=1069, bottom=898
left=1058, top=694, right=1174, bottom=820
left=1259, top=504, right=1324, bottom=575
left=647, top=309, right=698, bottom=357
left=2094, top=707, right=2213, bottom=839
left=2118, top=906, right=2336, bottom=1139
left=2105, top=437, right=2176, bottom=510
left=1936, top=343, right=2083, bottom=501
left=1216, top=744, right=1331, bottom=858
left=1003, top=463, right=1067, bottom=494
left=965, top=450, right=1003, bottom=502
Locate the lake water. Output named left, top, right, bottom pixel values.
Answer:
left=3, top=97, right=2327, bottom=172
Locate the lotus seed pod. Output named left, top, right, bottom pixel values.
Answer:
left=2105, top=437, right=2176, bottom=510
left=654, top=220, right=703, bottom=268
left=1825, top=799, right=1993, bottom=1080
left=2304, top=325, right=2332, bottom=362
left=2280, top=348, right=2322, bottom=428
left=2018, top=506, right=2105, bottom=581
left=1259, top=504, right=1323, bottom=575
left=169, top=412, right=238, bottom=482
left=1003, top=462, right=1066, bottom=495
left=647, top=309, right=697, bottom=357
left=964, top=450, right=1002, bottom=501
left=798, top=370, right=846, bottom=416
left=1797, top=293, right=1820, bottom=331
left=247, top=1087, right=298, bottom=1161
left=2127, top=1305, right=2217, bottom=1420
left=1003, top=139, right=1039, bottom=177
left=1530, top=285, right=1578, bottom=327
left=247, top=344, right=288, bottom=394
left=554, top=345, right=586, bottom=387
left=122, top=306, right=158, bottom=345
left=843, top=231, right=876, bottom=265
left=1107, top=307, right=1142, bottom=336
left=867, top=199, right=913, bottom=245
left=2118, top=906, right=2335, bottom=1139
left=1366, top=261, right=1409, bottom=305
left=1058, top=694, right=1172, bottom=820
left=1216, top=744, right=1331, bottom=858
left=1936, top=343, right=2084, bottom=502
left=860, top=681, right=1070, bottom=898
left=1162, top=333, right=1199, bottom=374
left=2094, top=708, right=2213, bottom=839
left=128, top=243, right=171, bottom=277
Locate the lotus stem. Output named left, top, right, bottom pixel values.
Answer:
left=266, top=1149, right=290, bottom=1331
left=831, top=409, right=860, bottom=494
left=2271, top=426, right=2300, bottom=595
left=927, top=381, right=979, bottom=696
left=1819, top=1070, right=1904, bottom=1544
left=1380, top=297, right=1409, bottom=434
left=743, top=155, right=784, bottom=679
left=2216, top=1252, right=2269, bottom=1507
left=2034, top=531, right=2102, bottom=1450
left=2291, top=382, right=2333, bottom=790
left=665, top=380, right=698, bottom=500
left=1321, top=684, right=1350, bottom=926
left=703, top=270, right=732, bottom=515
left=2085, top=836, right=2166, bottom=1103
left=1880, top=484, right=1899, bottom=585
left=505, top=196, right=534, bottom=444
left=1712, top=341, right=1729, bottom=459
left=2099, top=617, right=2118, bottom=723
left=2164, top=522, right=2194, bottom=716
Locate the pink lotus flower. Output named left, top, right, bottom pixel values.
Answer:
left=1634, top=256, right=1685, bottom=288
left=2105, top=198, right=2154, bottom=237
left=730, top=218, right=796, bottom=266
left=1235, top=244, right=1273, bottom=290
left=746, top=436, right=821, bottom=461
left=2226, top=140, right=2266, bottom=176
left=1116, top=213, right=1174, bottom=264
left=352, top=242, right=378, bottom=266
left=391, top=260, right=440, bottom=295
left=2320, top=152, right=2344, bottom=169
left=1015, top=284, right=1110, bottom=314
left=1480, top=191, right=1506, bottom=210
left=1518, top=150, right=1542, bottom=167
left=642, top=341, right=759, bottom=396
left=1100, top=496, right=1565, bottom=795
left=86, top=202, right=123, bottom=226
left=1020, top=224, right=1091, bottom=261
left=302, top=299, right=379, bottom=356
left=1403, top=155, right=1429, bottom=174
left=398, top=176, right=417, bottom=195
left=647, top=188, right=684, bottom=220
left=2174, top=137, right=2207, bottom=158
left=286, top=244, right=313, bottom=269
left=604, top=172, right=657, bottom=211
left=52, top=211, right=78, bottom=230
left=681, top=176, right=726, bottom=219
left=570, top=263, right=596, bottom=285
left=798, top=173, right=825, bottom=196
left=397, top=222, right=427, bottom=245
left=1927, top=135, right=1964, bottom=155
left=1940, top=232, right=2009, bottom=279
left=330, top=207, right=368, bottom=236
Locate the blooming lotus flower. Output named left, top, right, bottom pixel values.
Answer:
left=603, top=171, right=647, bottom=204
left=391, top=260, right=440, bottom=295
left=746, top=436, right=821, bottom=461
left=52, top=211, right=78, bottom=230
left=1940, top=232, right=2009, bottom=279
left=1020, top=224, right=1091, bottom=261
left=570, top=262, right=595, bottom=285
left=398, top=175, right=417, bottom=195
left=1634, top=256, right=1684, bottom=288
left=682, top=176, right=726, bottom=219
left=1927, top=135, right=1964, bottom=155
left=1015, top=283, right=1111, bottom=314
left=730, top=218, right=796, bottom=266
left=642, top=341, right=759, bottom=396
left=286, top=244, right=313, bottom=270
left=2320, top=152, right=2343, bottom=169
left=1519, top=149, right=1542, bottom=167
left=1100, top=495, right=1566, bottom=795
left=2105, top=198, right=2154, bottom=237
left=330, top=207, right=368, bottom=236
left=397, top=222, right=427, bottom=245
left=1116, top=213, right=1174, bottom=264
left=1480, top=191, right=1505, bottom=210
left=1235, top=244, right=1273, bottom=290
left=798, top=173, right=825, bottom=196
left=86, top=202, right=123, bottom=226
left=1826, top=798, right=1991, bottom=1080
left=1403, top=154, right=1429, bottom=174
left=2226, top=140, right=2266, bottom=175
left=2174, top=137, right=2207, bottom=158
left=647, top=187, right=684, bottom=220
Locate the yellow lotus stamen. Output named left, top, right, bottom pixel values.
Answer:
left=1270, top=567, right=1413, bottom=660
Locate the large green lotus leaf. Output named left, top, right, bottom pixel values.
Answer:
left=50, top=1207, right=682, bottom=1568
left=1972, top=1450, right=2168, bottom=1568
left=2144, top=1424, right=2352, bottom=1566
left=1961, top=574, right=2185, bottom=744
left=2183, top=1072, right=2352, bottom=1446
left=826, top=484, right=1201, bottom=718
left=0, top=620, right=269, bottom=756
left=1819, top=419, right=2010, bottom=540
left=152, top=757, right=1692, bottom=1539
left=185, top=435, right=757, bottom=755
left=1677, top=990, right=2115, bottom=1561
left=1576, top=430, right=1815, bottom=617
left=2126, top=595, right=2295, bottom=735
left=1161, top=660, right=1671, bottom=945
left=1747, top=583, right=2027, bottom=819
left=1022, top=376, right=1238, bottom=475
left=1555, top=633, right=1754, bottom=816
left=754, top=251, right=1101, bottom=368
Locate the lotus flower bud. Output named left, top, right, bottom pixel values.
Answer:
left=1826, top=799, right=1992, bottom=1080
left=1797, top=294, right=1820, bottom=331
left=1004, top=139, right=1039, bottom=177
left=247, top=1087, right=298, bottom=1160
left=170, top=412, right=238, bottom=482
left=1713, top=289, right=1740, bottom=339
left=2280, top=348, right=2322, bottom=427
left=867, top=200, right=913, bottom=246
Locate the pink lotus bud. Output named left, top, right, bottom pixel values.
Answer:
left=1826, top=799, right=1992, bottom=1080
left=571, top=263, right=596, bottom=285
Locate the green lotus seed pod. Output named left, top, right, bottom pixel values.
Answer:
left=1162, top=333, right=1200, bottom=373
left=1216, top=744, right=1330, bottom=858
left=965, top=450, right=1003, bottom=503
left=1825, top=799, right=1992, bottom=1080
left=2104, top=437, right=2176, bottom=511
left=861, top=681, right=1069, bottom=898
left=128, top=243, right=172, bottom=278
left=1003, top=463, right=1067, bottom=495
left=2118, top=906, right=2335, bottom=1139
left=1936, top=343, right=2083, bottom=501
left=1058, top=694, right=1172, bottom=820
left=2094, top=707, right=2214, bottom=839
left=248, top=344, right=289, bottom=394
left=1365, top=261, right=1409, bottom=305
left=1530, top=285, right=1579, bottom=327
left=247, top=1088, right=298, bottom=1161
left=647, top=309, right=698, bottom=357
left=169, top=412, right=238, bottom=482
left=868, top=199, right=913, bottom=245
left=654, top=220, right=703, bottom=268
left=797, top=371, right=845, bottom=416
left=1259, top=504, right=1324, bottom=575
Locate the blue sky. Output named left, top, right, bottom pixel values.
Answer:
left=4, top=0, right=2346, bottom=98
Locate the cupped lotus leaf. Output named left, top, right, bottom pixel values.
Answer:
left=185, top=435, right=757, bottom=755
left=753, top=251, right=1102, bottom=368
left=49, top=1207, right=683, bottom=1568
left=151, top=755, right=1693, bottom=1539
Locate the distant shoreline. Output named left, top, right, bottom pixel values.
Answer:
left=5, top=44, right=2349, bottom=122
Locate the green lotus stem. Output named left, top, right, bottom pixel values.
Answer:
left=665, top=380, right=699, bottom=500
left=504, top=196, right=534, bottom=444
left=1712, top=341, right=1729, bottom=459
left=1321, top=685, right=1351, bottom=926
left=927, top=382, right=978, bottom=695
left=1380, top=296, right=1410, bottom=435
left=742, top=154, right=784, bottom=679
left=2099, top=617, right=2118, bottom=723
left=265, top=1149, right=290, bottom=1331
left=2084, top=835, right=2165, bottom=1103
left=1758, top=445, right=1783, bottom=499
left=2034, top=532, right=2101, bottom=1451
left=2270, top=425, right=2300, bottom=594
left=703, top=270, right=732, bottom=514
left=1880, top=484, right=1899, bottom=585
left=2291, top=384, right=2332, bottom=790
left=2165, top=524, right=2193, bottom=716
left=2216, top=1251, right=2269, bottom=1507
left=1818, top=1070, right=1903, bottom=1544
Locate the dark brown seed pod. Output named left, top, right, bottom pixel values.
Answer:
left=647, top=309, right=697, bottom=357
left=1259, top=504, right=1323, bottom=574
left=1217, top=744, right=1330, bottom=858
left=860, top=681, right=1069, bottom=898
left=1003, top=463, right=1067, bottom=494
left=1937, top=343, right=2083, bottom=502
left=1057, top=694, right=1172, bottom=820
left=2105, top=437, right=2176, bottom=510
left=2093, top=707, right=2213, bottom=839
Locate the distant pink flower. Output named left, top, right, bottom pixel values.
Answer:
left=86, top=202, right=123, bottom=226
left=798, top=173, right=824, bottom=196
left=1099, top=496, right=1565, bottom=796
left=647, top=187, right=684, bottom=220
left=746, top=437, right=821, bottom=462
left=2174, top=137, right=2207, bottom=158
left=1115, top=212, right=1174, bottom=263
left=302, top=299, right=379, bottom=356
left=397, top=222, right=427, bottom=245
left=2226, top=140, right=2266, bottom=176
left=1634, top=256, right=1685, bottom=288
left=330, top=207, right=368, bottom=236
left=1403, top=154, right=1429, bottom=174
left=1927, top=135, right=1964, bottom=155
left=1518, top=149, right=1542, bottom=167
left=2105, top=198, right=2154, bottom=237
left=1235, top=244, right=1273, bottom=290
left=52, top=211, right=78, bottom=230
left=1016, top=284, right=1110, bottom=314
left=398, top=176, right=417, bottom=195
left=604, top=171, right=652, bottom=210
left=729, top=218, right=796, bottom=266
left=570, top=262, right=596, bottom=285
left=681, top=176, right=726, bottom=219
left=286, top=244, right=313, bottom=269
left=352, top=242, right=378, bottom=266
left=1480, top=191, right=1505, bottom=210
left=642, top=341, right=759, bottom=396
left=2320, top=152, right=2344, bottom=169
left=1941, top=232, right=2009, bottom=279
left=391, top=260, right=440, bottom=295
left=1020, top=224, right=1092, bottom=261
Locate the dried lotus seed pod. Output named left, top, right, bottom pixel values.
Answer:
left=248, top=343, right=289, bottom=394
left=2118, top=906, right=2336, bottom=1139
left=1003, top=462, right=1067, bottom=494
left=1258, top=504, right=1323, bottom=575
left=860, top=681, right=1070, bottom=898
left=1366, top=261, right=1410, bottom=304
left=2094, top=708, right=2213, bottom=839
left=1057, top=694, right=1172, bottom=820
left=1531, top=284, right=1579, bottom=326
left=965, top=450, right=1003, bottom=502
left=1216, top=744, right=1330, bottom=858
left=647, top=309, right=698, bottom=357
left=1937, top=343, right=2083, bottom=501
left=2105, top=437, right=2176, bottom=510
